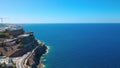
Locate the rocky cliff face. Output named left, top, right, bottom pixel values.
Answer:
left=6, top=29, right=24, bottom=38
left=27, top=44, right=47, bottom=68
left=10, top=40, right=38, bottom=57
left=0, top=33, right=37, bottom=57
left=0, top=24, right=48, bottom=68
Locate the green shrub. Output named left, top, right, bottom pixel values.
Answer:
left=1, top=62, right=6, bottom=67
left=40, top=42, right=45, bottom=46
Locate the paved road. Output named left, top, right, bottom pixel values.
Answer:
left=13, top=46, right=40, bottom=68
left=19, top=52, right=30, bottom=68
left=12, top=52, right=30, bottom=68
left=24, top=46, right=40, bottom=67
left=12, top=40, right=41, bottom=68
left=24, top=40, right=41, bottom=67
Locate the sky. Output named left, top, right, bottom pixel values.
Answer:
left=0, top=0, right=120, bottom=24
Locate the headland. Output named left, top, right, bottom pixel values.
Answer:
left=0, top=24, right=48, bottom=68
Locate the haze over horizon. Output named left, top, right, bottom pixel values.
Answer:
left=0, top=0, right=120, bottom=24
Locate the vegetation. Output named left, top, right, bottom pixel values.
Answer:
left=0, top=33, right=6, bottom=38
left=7, top=35, right=13, bottom=38
left=40, top=42, right=45, bottom=46
left=0, top=30, right=6, bottom=36
left=12, top=64, right=16, bottom=68
left=16, top=39, right=22, bottom=44
left=0, top=30, right=6, bottom=34
left=0, top=62, right=6, bottom=67
left=0, top=63, right=17, bottom=68
left=0, top=29, right=13, bottom=39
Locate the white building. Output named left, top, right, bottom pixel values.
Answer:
left=0, top=56, right=10, bottom=64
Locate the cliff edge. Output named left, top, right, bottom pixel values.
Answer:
left=0, top=24, right=47, bottom=68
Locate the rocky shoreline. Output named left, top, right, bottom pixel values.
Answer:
left=39, top=46, right=49, bottom=68
left=26, top=44, right=48, bottom=68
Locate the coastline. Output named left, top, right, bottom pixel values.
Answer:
left=39, top=46, right=50, bottom=68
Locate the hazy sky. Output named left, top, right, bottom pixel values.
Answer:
left=0, top=0, right=120, bottom=23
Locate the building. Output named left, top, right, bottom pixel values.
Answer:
left=0, top=56, right=10, bottom=64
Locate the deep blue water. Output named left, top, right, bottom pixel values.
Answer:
left=24, top=23, right=120, bottom=68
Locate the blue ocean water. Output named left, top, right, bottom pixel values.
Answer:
left=24, top=23, right=120, bottom=68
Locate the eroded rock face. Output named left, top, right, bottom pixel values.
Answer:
left=0, top=44, right=19, bottom=56
left=6, top=29, right=24, bottom=38
left=0, top=24, right=48, bottom=68
left=27, top=45, right=47, bottom=68
left=0, top=26, right=37, bottom=57
left=0, top=40, right=37, bottom=57
left=10, top=40, right=38, bottom=57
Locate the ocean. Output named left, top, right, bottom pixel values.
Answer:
left=24, top=23, right=120, bottom=68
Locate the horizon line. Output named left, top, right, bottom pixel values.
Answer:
left=1, top=22, right=120, bottom=24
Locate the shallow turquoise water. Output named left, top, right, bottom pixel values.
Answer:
left=24, top=23, right=120, bottom=68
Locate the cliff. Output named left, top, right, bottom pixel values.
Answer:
left=27, top=45, right=47, bottom=68
left=0, top=24, right=48, bottom=68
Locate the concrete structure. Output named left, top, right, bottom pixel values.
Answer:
left=0, top=56, right=10, bottom=64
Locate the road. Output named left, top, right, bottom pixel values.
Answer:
left=24, top=40, right=41, bottom=67
left=24, top=46, right=40, bottom=67
left=18, top=52, right=30, bottom=68
left=12, top=40, right=41, bottom=68
left=12, top=52, right=30, bottom=68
